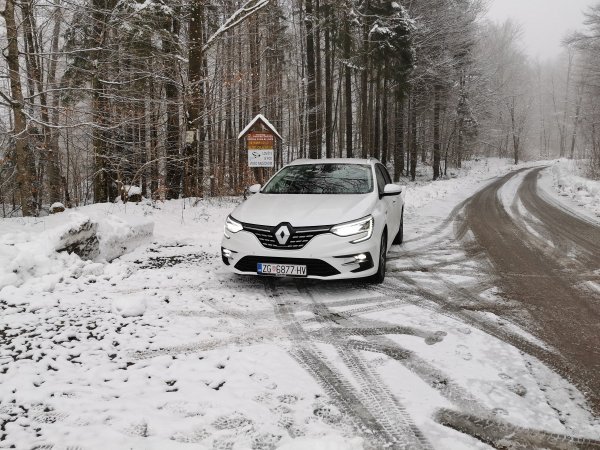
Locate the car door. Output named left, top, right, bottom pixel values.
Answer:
left=375, top=164, right=399, bottom=247
left=375, top=164, right=400, bottom=246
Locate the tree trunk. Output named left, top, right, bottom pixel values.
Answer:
left=21, top=0, right=54, bottom=206
left=374, top=71, right=381, bottom=160
left=315, top=0, right=323, bottom=157
left=185, top=0, right=205, bottom=197
left=2, top=0, right=36, bottom=215
left=381, top=77, right=388, bottom=165
left=238, top=30, right=247, bottom=189
left=510, top=98, right=519, bottom=165
left=324, top=25, right=333, bottom=158
left=91, top=0, right=114, bottom=203
left=393, top=86, right=405, bottom=182
left=249, top=14, right=263, bottom=182
left=560, top=50, right=573, bottom=158
left=164, top=15, right=182, bottom=200
left=433, top=85, right=441, bottom=180
left=457, top=126, right=464, bottom=168
left=360, top=23, right=369, bottom=158
left=569, top=93, right=583, bottom=160
left=410, top=92, right=418, bottom=182
left=47, top=1, right=63, bottom=204
left=305, top=0, right=319, bottom=159
left=344, top=15, right=353, bottom=158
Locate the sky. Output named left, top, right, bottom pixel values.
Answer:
left=486, top=0, right=594, bottom=60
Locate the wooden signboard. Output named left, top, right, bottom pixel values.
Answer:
left=239, top=115, right=282, bottom=169
left=247, top=132, right=274, bottom=150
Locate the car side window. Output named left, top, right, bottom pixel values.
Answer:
left=375, top=166, right=387, bottom=195
left=380, top=165, right=392, bottom=185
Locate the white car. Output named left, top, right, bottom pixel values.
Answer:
left=221, top=158, right=404, bottom=283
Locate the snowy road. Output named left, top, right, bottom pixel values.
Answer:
left=464, top=167, right=600, bottom=413
left=2, top=163, right=600, bottom=449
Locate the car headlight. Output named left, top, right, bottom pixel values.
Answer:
left=331, top=216, right=374, bottom=243
left=224, top=215, right=243, bottom=238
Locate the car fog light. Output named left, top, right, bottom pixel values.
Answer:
left=221, top=247, right=236, bottom=266
left=354, top=254, right=368, bottom=262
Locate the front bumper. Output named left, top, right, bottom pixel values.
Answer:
left=221, top=229, right=379, bottom=280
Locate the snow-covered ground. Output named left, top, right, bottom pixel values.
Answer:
left=1, top=159, right=598, bottom=449
left=538, top=159, right=600, bottom=224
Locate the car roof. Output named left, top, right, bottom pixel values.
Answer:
left=288, top=158, right=380, bottom=166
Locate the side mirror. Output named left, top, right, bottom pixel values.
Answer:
left=248, top=184, right=262, bottom=194
left=382, top=184, right=402, bottom=197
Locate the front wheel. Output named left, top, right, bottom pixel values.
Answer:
left=366, top=231, right=387, bottom=284
left=393, top=210, right=404, bottom=245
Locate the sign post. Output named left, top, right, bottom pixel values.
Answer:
left=247, top=132, right=275, bottom=168
left=238, top=115, right=282, bottom=187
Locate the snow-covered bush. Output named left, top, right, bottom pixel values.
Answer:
left=123, top=185, right=143, bottom=203
left=50, top=202, right=65, bottom=214
left=551, top=160, right=600, bottom=217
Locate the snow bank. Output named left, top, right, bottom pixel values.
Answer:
left=0, top=214, right=94, bottom=296
left=404, top=158, right=524, bottom=212
left=0, top=208, right=153, bottom=303
left=548, top=160, right=600, bottom=219
left=97, top=214, right=154, bottom=262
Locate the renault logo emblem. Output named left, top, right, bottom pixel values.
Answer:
left=275, top=225, right=291, bottom=245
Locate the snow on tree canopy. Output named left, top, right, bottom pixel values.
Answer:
left=117, top=0, right=173, bottom=16
left=358, top=0, right=415, bottom=80
left=369, top=24, right=393, bottom=38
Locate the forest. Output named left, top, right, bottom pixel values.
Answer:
left=1, top=0, right=599, bottom=217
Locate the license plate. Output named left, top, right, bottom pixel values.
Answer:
left=257, top=263, right=307, bottom=277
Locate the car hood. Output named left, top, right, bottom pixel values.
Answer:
left=231, top=193, right=377, bottom=227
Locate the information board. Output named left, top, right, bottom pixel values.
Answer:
left=248, top=150, right=274, bottom=168
left=247, top=132, right=274, bottom=167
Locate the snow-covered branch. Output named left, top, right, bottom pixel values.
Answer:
left=203, top=0, right=270, bottom=52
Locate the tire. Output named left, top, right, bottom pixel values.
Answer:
left=393, top=209, right=404, bottom=245
left=366, top=231, right=387, bottom=284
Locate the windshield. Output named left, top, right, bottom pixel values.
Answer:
left=262, top=164, right=374, bottom=195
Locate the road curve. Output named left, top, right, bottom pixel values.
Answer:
left=464, top=167, right=600, bottom=412
left=519, top=168, right=600, bottom=268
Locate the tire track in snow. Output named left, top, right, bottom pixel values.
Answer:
left=435, top=409, right=600, bottom=449
left=294, top=281, right=432, bottom=449
left=354, top=266, right=600, bottom=446
left=266, top=279, right=432, bottom=449
left=374, top=277, right=558, bottom=365
left=294, top=282, right=581, bottom=449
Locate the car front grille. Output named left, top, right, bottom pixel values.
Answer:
left=242, top=222, right=331, bottom=250
left=235, top=256, right=340, bottom=277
